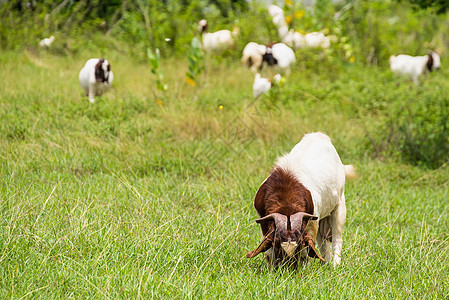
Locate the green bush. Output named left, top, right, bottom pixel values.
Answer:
left=387, top=90, right=449, bottom=168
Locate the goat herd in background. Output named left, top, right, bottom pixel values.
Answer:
left=38, top=4, right=442, bottom=104
left=37, top=4, right=441, bottom=269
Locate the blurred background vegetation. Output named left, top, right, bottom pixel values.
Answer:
left=2, top=0, right=449, bottom=62
left=1, top=0, right=448, bottom=169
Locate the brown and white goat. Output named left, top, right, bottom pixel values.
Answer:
left=79, top=58, right=113, bottom=103
left=247, top=132, right=355, bottom=267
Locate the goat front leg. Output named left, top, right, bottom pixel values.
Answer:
left=301, top=220, right=319, bottom=265
left=88, top=84, right=96, bottom=103
left=317, top=217, right=332, bottom=263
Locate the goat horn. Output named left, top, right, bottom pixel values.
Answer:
left=290, top=212, right=318, bottom=231
left=246, top=228, right=274, bottom=258
left=256, top=213, right=288, bottom=229
left=247, top=214, right=287, bottom=258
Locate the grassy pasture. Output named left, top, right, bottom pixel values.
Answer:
left=0, top=49, right=448, bottom=298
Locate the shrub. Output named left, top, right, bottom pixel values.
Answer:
left=388, top=92, right=449, bottom=168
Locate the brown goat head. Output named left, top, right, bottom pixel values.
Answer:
left=246, top=167, right=325, bottom=265
left=246, top=212, right=323, bottom=262
left=95, top=58, right=111, bottom=83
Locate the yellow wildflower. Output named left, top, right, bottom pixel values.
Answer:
left=294, top=10, right=305, bottom=19
left=185, top=77, right=196, bottom=87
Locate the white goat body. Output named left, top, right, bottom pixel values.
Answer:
left=304, top=32, right=331, bottom=49
left=269, top=43, right=296, bottom=74
left=198, top=19, right=236, bottom=53
left=202, top=30, right=234, bottom=53
left=389, top=51, right=441, bottom=84
left=268, top=4, right=284, bottom=18
left=252, top=73, right=281, bottom=99
left=268, top=4, right=287, bottom=28
left=280, top=28, right=306, bottom=50
left=242, top=42, right=267, bottom=73
left=39, top=35, right=55, bottom=48
left=279, top=27, right=332, bottom=50
left=79, top=58, right=113, bottom=103
left=269, top=5, right=332, bottom=50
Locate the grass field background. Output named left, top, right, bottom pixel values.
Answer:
left=1, top=49, right=448, bottom=298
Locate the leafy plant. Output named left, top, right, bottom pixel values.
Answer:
left=147, top=47, right=168, bottom=99
left=186, top=37, right=204, bottom=87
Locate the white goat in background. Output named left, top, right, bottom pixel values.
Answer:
left=268, top=4, right=287, bottom=28
left=198, top=19, right=237, bottom=53
left=389, top=51, right=441, bottom=84
left=242, top=42, right=267, bottom=73
left=263, top=43, right=296, bottom=75
left=253, top=73, right=281, bottom=99
left=268, top=4, right=333, bottom=50
left=39, top=35, right=55, bottom=48
left=79, top=58, right=114, bottom=103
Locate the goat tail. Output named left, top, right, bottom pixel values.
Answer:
left=344, top=164, right=357, bottom=180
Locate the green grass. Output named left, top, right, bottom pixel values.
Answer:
left=1, top=49, right=448, bottom=298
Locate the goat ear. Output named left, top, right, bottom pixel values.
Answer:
left=304, top=233, right=325, bottom=262
left=255, top=215, right=272, bottom=224
left=246, top=228, right=274, bottom=258
left=427, top=53, right=434, bottom=72
left=305, top=215, right=318, bottom=221
left=95, top=60, right=104, bottom=82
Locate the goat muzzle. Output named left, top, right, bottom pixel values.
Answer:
left=281, top=241, right=298, bottom=257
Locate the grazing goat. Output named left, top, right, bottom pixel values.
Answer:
left=268, top=4, right=284, bottom=19
left=263, top=43, right=296, bottom=75
left=198, top=19, right=237, bottom=53
left=247, top=132, right=355, bottom=268
left=242, top=42, right=267, bottom=73
left=268, top=4, right=287, bottom=28
left=389, top=51, right=441, bottom=84
left=280, top=28, right=306, bottom=50
left=267, top=5, right=333, bottom=50
left=253, top=73, right=281, bottom=99
left=303, top=32, right=332, bottom=49
left=79, top=58, right=113, bottom=103
left=267, top=6, right=305, bottom=50
left=279, top=27, right=333, bottom=50
left=39, top=35, right=55, bottom=48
